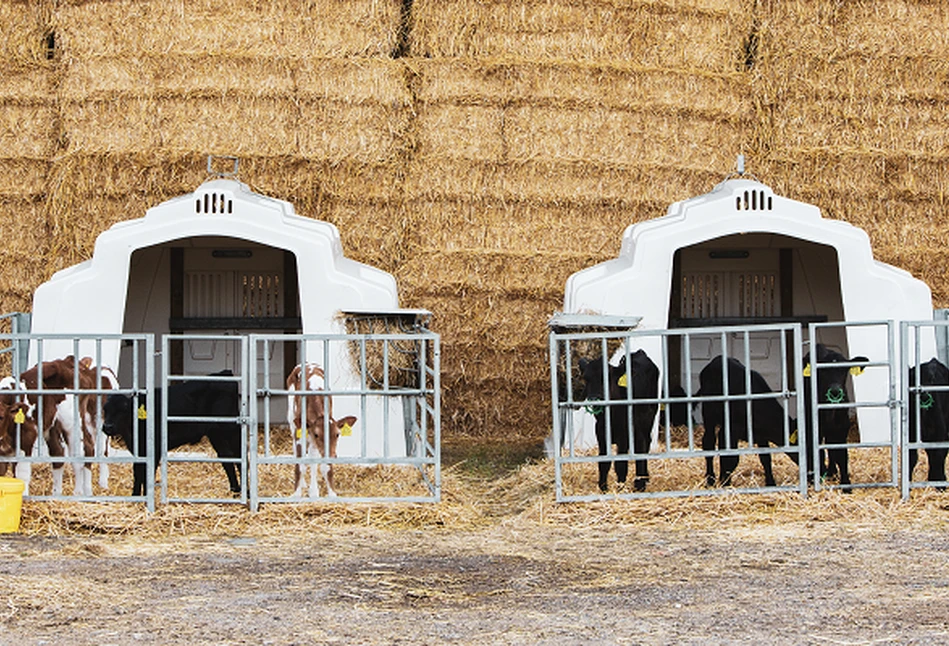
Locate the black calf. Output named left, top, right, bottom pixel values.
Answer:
left=907, top=358, right=949, bottom=487
left=101, top=373, right=243, bottom=496
left=698, top=355, right=798, bottom=488
left=579, top=350, right=659, bottom=492
left=802, top=344, right=868, bottom=491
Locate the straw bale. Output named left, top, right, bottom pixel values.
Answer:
left=0, top=64, right=53, bottom=101
left=412, top=58, right=750, bottom=114
left=0, top=158, right=49, bottom=199
left=0, top=100, right=58, bottom=158
left=403, top=292, right=559, bottom=349
left=759, top=0, right=949, bottom=60
left=762, top=97, right=949, bottom=156
left=0, top=0, right=52, bottom=67
left=398, top=250, right=600, bottom=296
left=402, top=158, right=726, bottom=206
left=402, top=198, right=646, bottom=256
left=758, top=150, right=949, bottom=204
left=413, top=102, right=750, bottom=167
left=411, top=0, right=749, bottom=70
left=295, top=58, right=411, bottom=106
left=55, top=0, right=403, bottom=60
left=441, top=373, right=552, bottom=437
left=0, top=199, right=52, bottom=311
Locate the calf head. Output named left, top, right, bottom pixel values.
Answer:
left=804, top=344, right=868, bottom=407
left=101, top=393, right=135, bottom=448
left=0, top=401, right=37, bottom=476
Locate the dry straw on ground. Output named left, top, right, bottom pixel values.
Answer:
left=15, top=443, right=949, bottom=539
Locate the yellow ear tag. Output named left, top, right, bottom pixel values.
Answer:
left=341, top=423, right=353, bottom=437
left=803, top=364, right=811, bottom=378
left=13, top=410, right=25, bottom=424
left=659, top=403, right=666, bottom=412
left=789, top=429, right=798, bottom=445
left=850, top=366, right=865, bottom=376
left=295, top=428, right=303, bottom=440
left=138, top=405, right=147, bottom=420
left=617, top=373, right=628, bottom=388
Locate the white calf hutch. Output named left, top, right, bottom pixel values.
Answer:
left=553, top=174, right=940, bottom=500
left=19, top=171, right=440, bottom=507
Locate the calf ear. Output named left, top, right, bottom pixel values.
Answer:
left=337, top=415, right=357, bottom=428
left=849, top=357, right=870, bottom=377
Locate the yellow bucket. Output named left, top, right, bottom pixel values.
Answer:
left=0, top=476, right=25, bottom=533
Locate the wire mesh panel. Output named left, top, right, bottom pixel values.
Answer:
left=549, top=321, right=806, bottom=502
left=248, top=325, right=440, bottom=510
left=900, top=320, right=949, bottom=499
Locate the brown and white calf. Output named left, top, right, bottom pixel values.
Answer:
left=0, top=388, right=38, bottom=491
left=15, top=356, right=109, bottom=496
left=78, top=357, right=120, bottom=490
left=286, top=363, right=357, bottom=498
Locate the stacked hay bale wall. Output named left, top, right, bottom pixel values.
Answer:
left=403, top=0, right=754, bottom=437
left=0, top=0, right=945, bottom=444
left=48, top=0, right=410, bottom=273
left=755, top=0, right=949, bottom=304
left=0, top=1, right=55, bottom=311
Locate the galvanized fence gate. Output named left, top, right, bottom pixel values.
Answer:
left=0, top=323, right=440, bottom=510
left=548, top=317, right=929, bottom=502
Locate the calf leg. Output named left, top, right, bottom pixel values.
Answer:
left=718, top=440, right=740, bottom=487
left=613, top=419, right=630, bottom=490
left=926, top=448, right=948, bottom=490
left=594, top=415, right=611, bottom=492
left=828, top=447, right=851, bottom=492
left=632, top=418, right=651, bottom=492
left=758, top=449, right=776, bottom=487
left=702, top=421, right=718, bottom=487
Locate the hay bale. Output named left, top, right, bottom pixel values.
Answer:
left=401, top=198, right=650, bottom=256
left=413, top=58, right=750, bottom=114
left=411, top=0, right=749, bottom=70
left=55, top=0, right=403, bottom=59
left=402, top=158, right=726, bottom=206
left=0, top=0, right=51, bottom=67
left=338, top=310, right=433, bottom=389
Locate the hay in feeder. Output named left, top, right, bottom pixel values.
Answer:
left=337, top=310, right=433, bottom=389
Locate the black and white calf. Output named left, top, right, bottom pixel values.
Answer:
left=697, top=355, right=799, bottom=488
left=101, top=373, right=243, bottom=496
left=579, top=350, right=659, bottom=492
left=906, top=357, right=949, bottom=487
left=802, top=344, right=868, bottom=491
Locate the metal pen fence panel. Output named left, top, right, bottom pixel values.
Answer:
left=159, top=334, right=249, bottom=506
left=248, top=331, right=440, bottom=510
left=806, top=321, right=898, bottom=492
left=0, top=333, right=157, bottom=510
left=900, top=320, right=949, bottom=499
left=550, top=322, right=806, bottom=502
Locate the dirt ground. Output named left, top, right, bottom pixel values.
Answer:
left=3, top=519, right=949, bottom=645
left=3, top=445, right=949, bottom=645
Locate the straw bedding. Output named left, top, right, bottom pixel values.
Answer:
left=14, top=439, right=949, bottom=538
left=1, top=0, right=947, bottom=445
